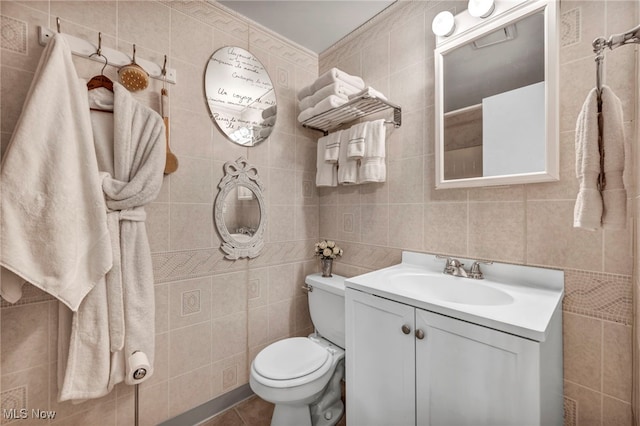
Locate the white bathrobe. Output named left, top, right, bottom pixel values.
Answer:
left=58, top=82, right=165, bottom=401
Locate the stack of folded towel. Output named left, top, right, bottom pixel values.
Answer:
left=316, top=119, right=387, bottom=186
left=298, top=68, right=369, bottom=123
left=261, top=105, right=277, bottom=127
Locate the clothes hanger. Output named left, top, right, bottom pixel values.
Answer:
left=86, top=32, right=114, bottom=106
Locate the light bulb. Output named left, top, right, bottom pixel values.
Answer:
left=468, top=0, right=495, bottom=18
left=432, top=11, right=456, bottom=37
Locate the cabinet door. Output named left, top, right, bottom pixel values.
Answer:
left=346, top=289, right=416, bottom=426
left=415, top=309, right=540, bottom=426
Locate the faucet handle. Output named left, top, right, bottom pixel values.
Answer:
left=435, top=255, right=461, bottom=266
left=449, top=258, right=463, bottom=267
left=435, top=255, right=452, bottom=272
left=469, top=260, right=493, bottom=279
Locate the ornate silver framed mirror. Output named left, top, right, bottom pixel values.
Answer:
left=214, top=157, right=267, bottom=260
left=205, top=46, right=277, bottom=147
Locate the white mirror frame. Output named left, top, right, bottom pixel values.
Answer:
left=434, top=0, right=559, bottom=189
left=214, top=157, right=267, bottom=260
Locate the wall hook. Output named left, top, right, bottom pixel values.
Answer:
left=56, top=17, right=61, bottom=34
left=88, top=32, right=108, bottom=75
left=37, top=25, right=177, bottom=84
left=96, top=32, right=103, bottom=57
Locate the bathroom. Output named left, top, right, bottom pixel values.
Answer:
left=0, top=0, right=637, bottom=425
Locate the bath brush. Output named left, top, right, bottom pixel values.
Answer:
left=161, top=74, right=178, bottom=175
left=118, top=45, right=149, bottom=92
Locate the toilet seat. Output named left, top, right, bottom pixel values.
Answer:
left=251, top=337, right=343, bottom=389
left=254, top=337, right=330, bottom=380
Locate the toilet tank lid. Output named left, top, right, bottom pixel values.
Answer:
left=305, top=273, right=345, bottom=296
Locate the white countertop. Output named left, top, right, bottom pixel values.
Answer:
left=345, top=251, right=564, bottom=342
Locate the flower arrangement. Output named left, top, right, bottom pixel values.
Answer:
left=314, top=240, right=343, bottom=260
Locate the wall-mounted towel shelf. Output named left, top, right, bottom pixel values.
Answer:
left=38, top=25, right=177, bottom=84
left=301, top=94, right=402, bottom=135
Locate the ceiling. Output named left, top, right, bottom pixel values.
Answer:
left=218, top=1, right=396, bottom=53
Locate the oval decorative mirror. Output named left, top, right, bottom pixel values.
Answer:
left=434, top=0, right=559, bottom=188
left=214, top=157, right=267, bottom=260
left=205, top=46, right=277, bottom=146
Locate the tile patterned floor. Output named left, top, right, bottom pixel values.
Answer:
left=199, top=393, right=347, bottom=426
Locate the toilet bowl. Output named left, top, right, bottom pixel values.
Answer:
left=249, top=274, right=346, bottom=426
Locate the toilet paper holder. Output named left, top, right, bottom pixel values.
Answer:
left=133, top=367, right=147, bottom=380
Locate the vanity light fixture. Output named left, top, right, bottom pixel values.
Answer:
left=468, top=0, right=495, bottom=18
left=432, top=11, right=456, bottom=37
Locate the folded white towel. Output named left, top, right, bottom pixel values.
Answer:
left=298, top=95, right=348, bottom=123
left=316, top=135, right=337, bottom=187
left=257, top=126, right=272, bottom=140
left=349, top=86, right=388, bottom=101
left=338, top=131, right=358, bottom=185
left=347, top=122, right=367, bottom=160
left=365, top=119, right=386, bottom=158
left=299, top=81, right=362, bottom=111
left=261, top=105, right=277, bottom=119
left=324, top=130, right=342, bottom=164
left=359, top=158, right=386, bottom=183
left=600, top=86, right=626, bottom=229
left=0, top=33, right=112, bottom=311
left=297, top=67, right=365, bottom=101
left=261, top=115, right=276, bottom=127
left=359, top=119, right=387, bottom=183
left=574, top=88, right=602, bottom=230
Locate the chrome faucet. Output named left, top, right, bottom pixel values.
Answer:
left=437, top=256, right=468, bottom=277
left=436, top=256, right=493, bottom=280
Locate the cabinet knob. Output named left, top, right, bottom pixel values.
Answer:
left=415, top=329, right=425, bottom=340
left=401, top=324, right=411, bottom=335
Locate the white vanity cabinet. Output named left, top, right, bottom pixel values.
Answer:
left=346, top=289, right=416, bottom=425
left=346, top=288, right=563, bottom=426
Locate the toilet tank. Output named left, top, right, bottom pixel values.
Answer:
left=305, top=274, right=345, bottom=349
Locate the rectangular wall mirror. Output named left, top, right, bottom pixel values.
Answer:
left=434, top=0, right=559, bottom=189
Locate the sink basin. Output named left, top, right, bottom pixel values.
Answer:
left=345, top=251, right=565, bottom=341
left=390, top=272, right=514, bottom=306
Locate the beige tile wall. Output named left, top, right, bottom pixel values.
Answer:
left=633, top=1, right=640, bottom=424
left=0, top=0, right=319, bottom=424
left=318, top=1, right=637, bottom=425
left=0, top=0, right=637, bottom=425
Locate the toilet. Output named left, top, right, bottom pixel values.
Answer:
left=250, top=273, right=346, bottom=426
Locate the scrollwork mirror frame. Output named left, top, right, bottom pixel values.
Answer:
left=214, top=157, right=267, bottom=260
